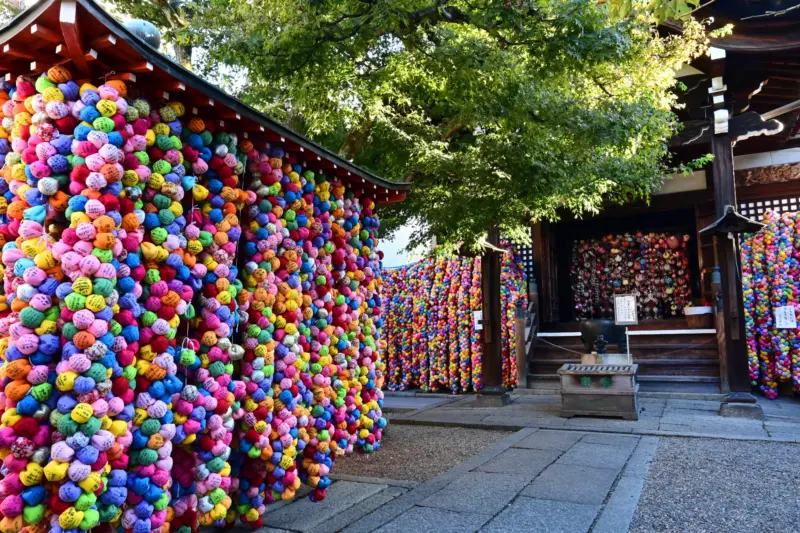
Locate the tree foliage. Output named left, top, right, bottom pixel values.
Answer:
left=109, top=0, right=713, bottom=248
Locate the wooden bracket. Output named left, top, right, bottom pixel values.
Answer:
left=60, top=0, right=90, bottom=76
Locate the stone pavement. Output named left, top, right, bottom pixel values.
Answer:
left=251, top=428, right=658, bottom=533
left=385, top=393, right=800, bottom=443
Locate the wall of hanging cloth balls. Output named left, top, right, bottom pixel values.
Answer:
left=0, top=67, right=387, bottom=533
left=381, top=247, right=527, bottom=393
left=571, top=232, right=692, bottom=320
left=741, top=210, right=800, bottom=399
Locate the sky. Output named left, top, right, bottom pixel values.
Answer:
left=380, top=219, right=430, bottom=268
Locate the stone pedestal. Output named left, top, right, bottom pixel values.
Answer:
left=558, top=364, right=639, bottom=420
left=719, top=392, right=764, bottom=420
left=476, top=386, right=511, bottom=407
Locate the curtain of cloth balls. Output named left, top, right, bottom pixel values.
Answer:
left=0, top=67, right=386, bottom=533
left=741, top=210, right=800, bottom=399
left=382, top=247, right=527, bottom=393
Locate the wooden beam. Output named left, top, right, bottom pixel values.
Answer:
left=128, top=61, right=154, bottom=73
left=3, top=44, right=36, bottom=59
left=90, top=34, right=117, bottom=50
left=59, top=0, right=90, bottom=76
left=107, top=72, right=136, bottom=83
left=5, top=44, right=61, bottom=66
left=30, top=24, right=62, bottom=44
left=165, top=81, right=185, bottom=91
left=219, top=110, right=241, bottom=121
left=761, top=98, right=800, bottom=121
left=29, top=61, right=51, bottom=74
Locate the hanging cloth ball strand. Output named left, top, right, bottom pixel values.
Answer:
left=48, top=78, right=135, bottom=533
left=0, top=69, right=72, bottom=533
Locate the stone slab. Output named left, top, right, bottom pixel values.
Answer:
left=481, top=496, right=600, bottom=533
left=383, top=396, right=451, bottom=410
left=419, top=471, right=530, bottom=515
left=556, top=442, right=633, bottom=470
left=474, top=448, right=561, bottom=479
left=720, top=402, right=765, bottom=420
left=375, top=506, right=492, bottom=533
left=579, top=433, right=640, bottom=448
left=264, top=481, right=386, bottom=531
left=330, top=473, right=417, bottom=489
left=591, top=475, right=647, bottom=533
left=513, top=429, right=585, bottom=451
left=308, top=487, right=407, bottom=533
left=521, top=463, right=619, bottom=504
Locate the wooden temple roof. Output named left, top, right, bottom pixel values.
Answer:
left=671, top=1, right=800, bottom=158
left=0, top=0, right=410, bottom=203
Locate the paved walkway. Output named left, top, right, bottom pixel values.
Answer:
left=386, top=393, right=800, bottom=442
left=252, top=429, right=658, bottom=533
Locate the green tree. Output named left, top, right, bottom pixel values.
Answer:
left=109, top=0, right=713, bottom=248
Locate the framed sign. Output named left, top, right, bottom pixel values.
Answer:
left=774, top=305, right=797, bottom=329
left=614, top=294, right=638, bottom=325
left=473, top=311, right=484, bottom=331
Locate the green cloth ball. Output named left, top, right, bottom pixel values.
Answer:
left=158, top=209, right=175, bottom=226
left=64, top=293, right=86, bottom=311
left=86, top=363, right=107, bottom=383
left=92, top=248, right=113, bottom=263
left=151, top=227, right=168, bottom=244
left=75, top=492, right=97, bottom=511
left=208, top=361, right=225, bottom=378
left=80, top=416, right=101, bottom=436
left=152, top=159, right=172, bottom=174
left=138, top=448, right=158, bottom=466
left=134, top=151, right=150, bottom=166
left=61, top=322, right=78, bottom=340
left=19, top=307, right=44, bottom=328
left=93, top=278, right=114, bottom=297
left=92, top=117, right=115, bottom=133
left=206, top=457, right=225, bottom=473
left=22, top=504, right=45, bottom=525
left=156, top=134, right=173, bottom=151
left=141, top=418, right=161, bottom=436
left=57, top=416, right=79, bottom=436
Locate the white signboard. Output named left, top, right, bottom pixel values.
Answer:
left=614, top=295, right=638, bottom=325
left=774, top=305, right=797, bottom=329
left=473, top=310, right=484, bottom=331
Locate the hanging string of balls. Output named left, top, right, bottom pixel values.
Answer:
left=381, top=246, right=527, bottom=393
left=0, top=65, right=388, bottom=533
left=0, top=71, right=71, bottom=533
left=741, top=209, right=800, bottom=398
left=571, top=232, right=692, bottom=320
left=48, top=75, right=136, bottom=533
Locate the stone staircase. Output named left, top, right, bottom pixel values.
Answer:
left=528, top=319, right=720, bottom=392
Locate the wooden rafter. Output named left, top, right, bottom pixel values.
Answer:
left=59, top=0, right=90, bottom=75
left=30, top=24, right=62, bottom=44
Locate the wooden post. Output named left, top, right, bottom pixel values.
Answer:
left=477, top=225, right=510, bottom=405
left=710, top=134, right=752, bottom=398
left=707, top=46, right=769, bottom=416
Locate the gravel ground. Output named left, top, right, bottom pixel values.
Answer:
left=333, top=424, right=511, bottom=482
left=631, top=437, right=800, bottom=533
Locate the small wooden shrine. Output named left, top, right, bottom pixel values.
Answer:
left=529, top=1, right=800, bottom=399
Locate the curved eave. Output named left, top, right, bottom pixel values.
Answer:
left=0, top=0, right=409, bottom=203
left=712, top=33, right=800, bottom=53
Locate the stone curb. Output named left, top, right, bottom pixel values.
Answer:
left=329, top=473, right=418, bottom=489
left=389, top=415, right=800, bottom=444
left=339, top=428, right=538, bottom=533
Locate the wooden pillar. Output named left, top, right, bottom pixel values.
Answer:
left=708, top=48, right=758, bottom=406
left=477, top=225, right=510, bottom=404
left=481, top=225, right=503, bottom=389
